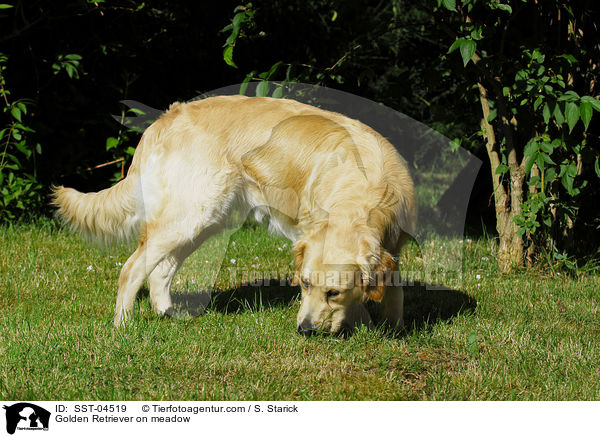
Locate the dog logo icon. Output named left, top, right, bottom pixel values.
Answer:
left=3, top=403, right=50, bottom=435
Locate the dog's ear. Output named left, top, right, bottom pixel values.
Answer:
left=291, top=240, right=306, bottom=286
left=358, top=240, right=396, bottom=302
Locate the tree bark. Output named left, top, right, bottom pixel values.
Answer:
left=476, top=81, right=523, bottom=272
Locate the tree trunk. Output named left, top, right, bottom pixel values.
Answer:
left=477, top=82, right=524, bottom=272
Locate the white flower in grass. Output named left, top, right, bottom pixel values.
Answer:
left=86, top=265, right=94, bottom=271
left=481, top=256, right=489, bottom=261
left=476, top=274, right=481, bottom=279
left=232, top=241, right=236, bottom=246
left=230, top=259, right=236, bottom=264
left=115, top=262, right=122, bottom=266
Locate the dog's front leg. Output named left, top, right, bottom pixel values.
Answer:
left=379, top=285, right=404, bottom=330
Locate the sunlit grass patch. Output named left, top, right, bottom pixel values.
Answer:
left=0, top=221, right=598, bottom=400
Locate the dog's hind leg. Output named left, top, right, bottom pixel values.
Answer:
left=147, top=242, right=197, bottom=317
left=114, top=233, right=175, bottom=327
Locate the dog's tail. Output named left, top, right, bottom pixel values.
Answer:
left=51, top=174, right=140, bottom=246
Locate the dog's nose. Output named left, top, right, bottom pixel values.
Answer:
left=297, top=321, right=316, bottom=337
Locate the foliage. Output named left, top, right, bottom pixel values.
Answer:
left=437, top=0, right=600, bottom=268
left=0, top=0, right=598, bottom=265
left=0, top=51, right=42, bottom=222
left=220, top=3, right=256, bottom=69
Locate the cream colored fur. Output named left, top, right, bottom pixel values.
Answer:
left=52, top=95, right=417, bottom=333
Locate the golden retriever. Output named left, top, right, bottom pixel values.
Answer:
left=52, top=95, right=416, bottom=335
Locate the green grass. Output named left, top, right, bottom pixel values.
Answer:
left=1, top=221, right=599, bottom=400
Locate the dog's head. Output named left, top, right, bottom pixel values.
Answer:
left=292, top=227, right=396, bottom=336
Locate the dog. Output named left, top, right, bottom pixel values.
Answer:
left=52, top=95, right=416, bottom=335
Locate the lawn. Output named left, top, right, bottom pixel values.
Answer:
left=0, top=221, right=599, bottom=400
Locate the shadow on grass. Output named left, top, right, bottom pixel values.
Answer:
left=402, top=282, right=477, bottom=332
left=165, top=280, right=299, bottom=317
left=163, top=279, right=477, bottom=335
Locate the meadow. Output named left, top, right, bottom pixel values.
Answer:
left=0, top=221, right=598, bottom=400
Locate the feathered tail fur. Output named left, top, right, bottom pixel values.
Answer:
left=51, top=175, right=139, bottom=246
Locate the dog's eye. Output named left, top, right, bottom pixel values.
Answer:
left=301, top=278, right=311, bottom=289
left=326, top=290, right=340, bottom=299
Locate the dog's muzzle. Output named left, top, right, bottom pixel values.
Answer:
left=297, top=320, right=317, bottom=337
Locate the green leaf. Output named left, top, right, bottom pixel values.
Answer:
left=239, top=74, right=253, bottom=95
left=14, top=141, right=31, bottom=158
left=65, top=63, right=75, bottom=78
left=540, top=142, right=553, bottom=154
left=470, top=27, right=483, bottom=41
left=531, top=49, right=545, bottom=63
left=581, top=95, right=600, bottom=112
left=557, top=90, right=579, bottom=102
left=553, top=103, right=564, bottom=125
left=232, top=11, right=246, bottom=29
left=495, top=164, right=509, bottom=175
left=543, top=216, right=552, bottom=227
left=515, top=69, right=528, bottom=82
left=459, top=39, right=476, bottom=67
left=264, top=61, right=282, bottom=80
left=496, top=3, right=512, bottom=13
left=536, top=65, right=545, bottom=76
left=127, top=108, right=146, bottom=115
left=224, top=34, right=236, bottom=47
left=533, top=96, right=543, bottom=111
left=595, top=156, right=600, bottom=178
left=0, top=4, right=14, bottom=9
left=256, top=81, right=269, bottom=97
left=10, top=106, right=21, bottom=122
left=220, top=23, right=233, bottom=33
left=559, top=54, right=577, bottom=65
left=536, top=154, right=545, bottom=172
left=542, top=103, right=551, bottom=124
left=449, top=138, right=461, bottom=152
left=106, top=137, right=119, bottom=151
left=580, top=101, right=593, bottom=130
left=523, top=138, right=538, bottom=158
left=223, top=45, right=237, bottom=68
left=561, top=172, right=574, bottom=194
left=447, top=38, right=462, bottom=54
left=272, top=86, right=283, bottom=98
left=525, top=152, right=538, bottom=174
left=565, top=101, right=579, bottom=132
left=442, top=0, right=456, bottom=11
left=540, top=152, right=555, bottom=165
